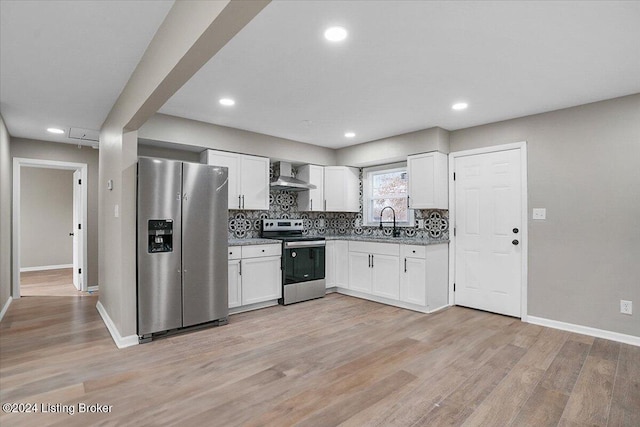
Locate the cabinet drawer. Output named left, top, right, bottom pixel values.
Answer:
left=349, top=241, right=400, bottom=256
left=242, top=244, right=281, bottom=258
left=228, top=246, right=241, bottom=260
left=401, top=245, right=426, bottom=258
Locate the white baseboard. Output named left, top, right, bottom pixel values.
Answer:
left=96, top=301, right=138, bottom=349
left=527, top=315, right=639, bottom=347
left=20, top=264, right=73, bottom=272
left=229, top=300, right=279, bottom=315
left=0, top=297, right=12, bottom=323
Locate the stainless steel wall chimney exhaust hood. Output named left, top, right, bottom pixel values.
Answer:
left=270, top=162, right=316, bottom=192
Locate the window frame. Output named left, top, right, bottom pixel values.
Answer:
left=362, top=162, right=414, bottom=227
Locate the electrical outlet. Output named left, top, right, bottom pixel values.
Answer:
left=620, top=300, right=632, bottom=315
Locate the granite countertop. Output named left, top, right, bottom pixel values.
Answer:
left=228, top=238, right=280, bottom=246
left=323, top=235, right=449, bottom=246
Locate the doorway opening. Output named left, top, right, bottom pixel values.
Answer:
left=12, top=158, right=89, bottom=298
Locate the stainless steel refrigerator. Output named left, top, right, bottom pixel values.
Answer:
left=137, top=157, right=228, bottom=342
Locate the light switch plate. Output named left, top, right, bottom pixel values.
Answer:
left=532, top=208, right=546, bottom=220
left=114, top=204, right=119, bottom=218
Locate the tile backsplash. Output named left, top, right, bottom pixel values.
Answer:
left=228, top=166, right=449, bottom=241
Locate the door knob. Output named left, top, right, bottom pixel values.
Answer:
left=513, top=228, right=519, bottom=234
left=512, top=239, right=519, bottom=246
left=69, top=232, right=74, bottom=236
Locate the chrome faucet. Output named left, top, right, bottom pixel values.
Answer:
left=379, top=206, right=401, bottom=237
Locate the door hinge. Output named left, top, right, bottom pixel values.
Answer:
left=453, top=172, right=456, bottom=181
left=78, top=268, right=82, bottom=274
left=78, top=179, right=82, bottom=185
left=78, top=223, right=82, bottom=230
left=453, top=228, right=456, bottom=236
left=453, top=283, right=456, bottom=292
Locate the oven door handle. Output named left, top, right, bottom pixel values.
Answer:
left=284, top=241, right=326, bottom=248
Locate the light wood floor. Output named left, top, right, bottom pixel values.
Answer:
left=20, top=268, right=95, bottom=297
left=0, top=285, right=638, bottom=426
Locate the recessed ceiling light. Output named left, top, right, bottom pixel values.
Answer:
left=345, top=132, right=356, bottom=138
left=452, top=102, right=468, bottom=111
left=324, top=26, right=348, bottom=42
left=219, top=98, right=235, bottom=106
left=47, top=127, right=65, bottom=134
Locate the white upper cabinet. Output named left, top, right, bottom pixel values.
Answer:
left=297, top=165, right=359, bottom=212
left=201, top=150, right=269, bottom=210
left=324, top=166, right=359, bottom=212
left=297, top=164, right=324, bottom=212
left=407, top=152, right=448, bottom=209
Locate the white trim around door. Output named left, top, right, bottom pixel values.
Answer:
left=12, top=157, right=89, bottom=298
left=448, top=141, right=528, bottom=321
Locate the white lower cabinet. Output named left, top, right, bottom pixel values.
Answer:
left=228, top=259, right=242, bottom=308
left=228, top=244, right=282, bottom=310
left=326, top=240, right=449, bottom=313
left=348, top=241, right=400, bottom=299
left=372, top=254, right=400, bottom=300
left=326, top=240, right=350, bottom=289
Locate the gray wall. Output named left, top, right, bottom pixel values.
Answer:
left=20, top=168, right=73, bottom=269
left=11, top=138, right=100, bottom=287
left=336, top=127, right=450, bottom=167
left=450, top=94, right=640, bottom=337
left=0, top=115, right=11, bottom=314
left=139, top=113, right=337, bottom=166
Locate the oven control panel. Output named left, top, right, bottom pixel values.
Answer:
left=262, top=219, right=304, bottom=232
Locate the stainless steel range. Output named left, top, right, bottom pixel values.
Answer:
left=261, top=219, right=325, bottom=305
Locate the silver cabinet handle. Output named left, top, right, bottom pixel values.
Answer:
left=407, top=195, right=410, bottom=208
left=368, top=254, right=371, bottom=268
left=324, top=200, right=327, bottom=211
left=310, top=199, right=313, bottom=210
left=242, top=195, right=245, bottom=209
left=371, top=254, right=374, bottom=268
left=238, top=195, right=241, bottom=209
left=239, top=260, right=242, bottom=275
left=404, top=258, right=407, bottom=272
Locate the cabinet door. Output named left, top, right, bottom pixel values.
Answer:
left=204, top=150, right=241, bottom=209
left=241, top=255, right=282, bottom=305
left=400, top=256, right=426, bottom=306
left=325, top=167, right=359, bottom=212
left=240, top=155, right=269, bottom=210
left=408, top=152, right=448, bottom=209
left=334, top=241, right=350, bottom=288
left=228, top=259, right=242, bottom=308
left=297, top=165, right=324, bottom=212
left=325, top=241, right=335, bottom=288
left=371, top=254, right=400, bottom=300
left=348, top=252, right=372, bottom=293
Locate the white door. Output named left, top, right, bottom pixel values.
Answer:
left=401, top=256, right=426, bottom=306
left=454, top=149, right=522, bottom=317
left=241, top=256, right=281, bottom=305
left=240, top=155, right=269, bottom=210
left=228, top=259, right=241, bottom=308
left=348, top=252, right=372, bottom=293
left=205, top=151, right=241, bottom=209
left=72, top=170, right=83, bottom=291
left=372, top=254, right=400, bottom=300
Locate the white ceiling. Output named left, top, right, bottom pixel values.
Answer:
left=2, top=1, right=639, bottom=150
left=0, top=0, right=173, bottom=146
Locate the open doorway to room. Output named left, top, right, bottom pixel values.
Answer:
left=12, top=158, right=90, bottom=298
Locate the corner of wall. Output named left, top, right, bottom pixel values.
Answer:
left=0, top=113, right=12, bottom=313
